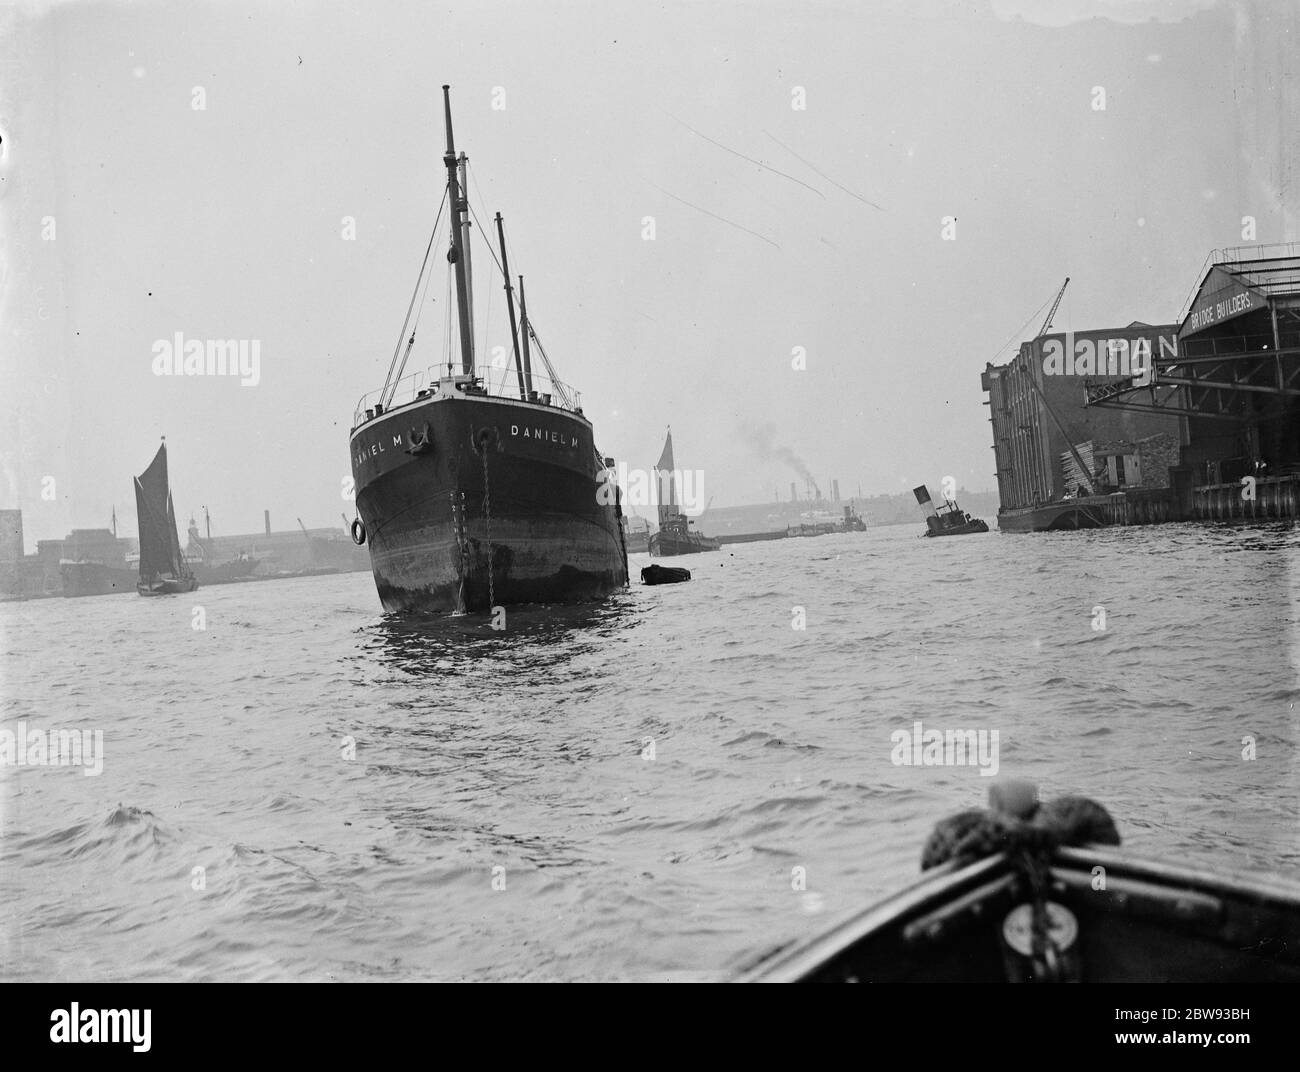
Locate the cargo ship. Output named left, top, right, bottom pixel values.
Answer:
left=58, top=517, right=137, bottom=597
left=786, top=504, right=867, bottom=537
left=184, top=512, right=260, bottom=584
left=348, top=86, right=628, bottom=614
left=647, top=429, right=720, bottom=557
left=61, top=560, right=136, bottom=597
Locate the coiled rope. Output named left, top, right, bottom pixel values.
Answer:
left=921, top=793, right=1120, bottom=871
left=922, top=787, right=1120, bottom=982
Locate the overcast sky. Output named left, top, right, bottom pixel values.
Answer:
left=1, top=0, right=1295, bottom=545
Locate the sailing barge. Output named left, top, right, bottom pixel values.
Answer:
left=134, top=440, right=198, bottom=596
left=348, top=87, right=628, bottom=614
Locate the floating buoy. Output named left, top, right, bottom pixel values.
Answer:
left=641, top=564, right=690, bottom=585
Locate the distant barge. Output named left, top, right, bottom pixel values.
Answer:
left=717, top=506, right=868, bottom=544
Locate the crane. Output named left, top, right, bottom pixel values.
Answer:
left=296, top=517, right=317, bottom=565
left=1037, top=277, right=1069, bottom=338
left=1023, top=277, right=1096, bottom=496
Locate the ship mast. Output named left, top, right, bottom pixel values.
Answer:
left=457, top=152, right=475, bottom=368
left=518, top=275, right=535, bottom=399
left=442, top=86, right=475, bottom=375
left=495, top=212, right=527, bottom=400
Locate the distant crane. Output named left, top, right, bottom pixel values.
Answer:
left=1038, top=277, right=1070, bottom=338
left=1022, top=277, right=1096, bottom=495
left=296, top=517, right=317, bottom=565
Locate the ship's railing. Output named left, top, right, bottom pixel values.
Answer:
left=353, top=364, right=582, bottom=428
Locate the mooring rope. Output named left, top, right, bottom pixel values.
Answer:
left=922, top=794, right=1119, bottom=980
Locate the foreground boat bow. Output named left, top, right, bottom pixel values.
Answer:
left=737, top=783, right=1300, bottom=983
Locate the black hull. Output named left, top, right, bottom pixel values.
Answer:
left=191, top=559, right=260, bottom=585
left=641, top=564, right=691, bottom=585
left=137, top=575, right=198, bottom=596
left=350, top=393, right=628, bottom=614
left=738, top=846, right=1300, bottom=983
left=998, top=501, right=1109, bottom=532
left=923, top=521, right=990, bottom=537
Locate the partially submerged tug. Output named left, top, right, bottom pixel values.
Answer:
left=913, top=485, right=990, bottom=537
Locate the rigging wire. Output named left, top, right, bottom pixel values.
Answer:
left=442, top=254, right=453, bottom=375
left=988, top=292, right=1056, bottom=365
left=467, top=160, right=502, bottom=388
left=381, top=186, right=449, bottom=407
left=462, top=165, right=574, bottom=409
left=392, top=223, right=445, bottom=396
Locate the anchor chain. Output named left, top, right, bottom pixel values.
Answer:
left=451, top=490, right=468, bottom=615
left=481, top=446, right=495, bottom=610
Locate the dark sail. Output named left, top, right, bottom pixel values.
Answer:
left=134, top=443, right=192, bottom=583
left=134, top=445, right=172, bottom=582
left=165, top=492, right=190, bottom=577
left=655, top=429, right=677, bottom=527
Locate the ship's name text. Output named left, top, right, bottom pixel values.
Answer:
left=511, top=424, right=578, bottom=448
left=354, top=433, right=405, bottom=468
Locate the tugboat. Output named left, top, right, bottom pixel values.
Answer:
left=840, top=504, right=867, bottom=531
left=134, top=440, right=198, bottom=596
left=347, top=86, right=628, bottom=613
left=737, top=779, right=1300, bottom=983
left=648, top=428, right=720, bottom=557
left=914, top=485, right=989, bottom=537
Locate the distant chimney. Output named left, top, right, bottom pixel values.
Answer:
left=790, top=481, right=797, bottom=502
left=832, top=479, right=840, bottom=502
left=264, top=510, right=271, bottom=535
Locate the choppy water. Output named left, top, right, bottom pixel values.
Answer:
left=2, top=522, right=1298, bottom=981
